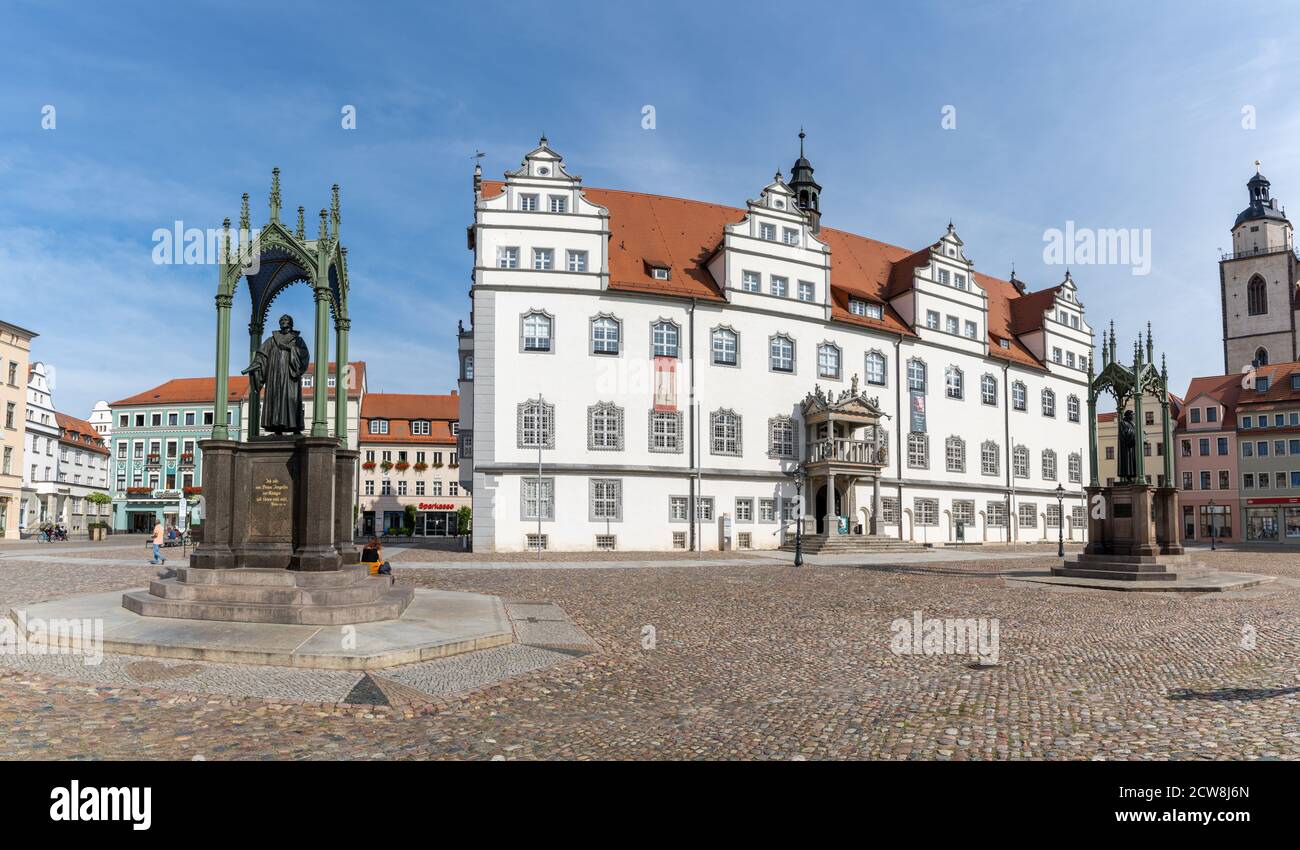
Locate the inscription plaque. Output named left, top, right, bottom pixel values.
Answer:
left=249, top=474, right=293, bottom=539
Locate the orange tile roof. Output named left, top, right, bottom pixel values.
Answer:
left=54, top=411, right=109, bottom=455
left=1234, top=361, right=1300, bottom=408
left=111, top=362, right=363, bottom=407
left=361, top=393, right=460, bottom=445
left=1177, top=373, right=1243, bottom=429
left=481, top=180, right=1052, bottom=369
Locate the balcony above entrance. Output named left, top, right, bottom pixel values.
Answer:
left=800, top=376, right=889, bottom=471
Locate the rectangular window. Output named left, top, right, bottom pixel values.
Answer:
left=964, top=320, right=977, bottom=339
left=759, top=223, right=776, bottom=241
left=519, top=194, right=538, bottom=211
left=696, top=497, right=714, bottom=522
left=741, top=270, right=761, bottom=292
left=759, top=498, right=776, bottom=523
left=986, top=501, right=1008, bottom=528
left=590, top=479, right=622, bottom=521
left=946, top=315, right=959, bottom=335
left=782, top=228, right=798, bottom=245
left=735, top=498, right=753, bottom=522
left=532, top=248, right=554, bottom=270
left=770, top=275, right=789, bottom=296
left=498, top=246, right=519, bottom=269
left=797, top=281, right=815, bottom=302
left=925, top=310, right=940, bottom=330
left=914, top=498, right=938, bottom=526
left=670, top=496, right=690, bottom=522
left=1018, top=502, right=1038, bottom=529
left=649, top=411, right=682, bottom=453
left=548, top=195, right=567, bottom=213
left=566, top=250, right=588, bottom=272
left=522, top=477, right=554, bottom=521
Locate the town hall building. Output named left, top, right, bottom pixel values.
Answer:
left=459, top=136, right=1093, bottom=552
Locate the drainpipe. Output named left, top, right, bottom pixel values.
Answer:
left=1004, top=361, right=1013, bottom=544
left=894, top=336, right=903, bottom=540
left=688, top=299, right=697, bottom=552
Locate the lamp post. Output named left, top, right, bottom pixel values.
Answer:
left=792, top=467, right=804, bottom=568
left=1208, top=497, right=1216, bottom=551
left=1054, top=483, right=1066, bottom=558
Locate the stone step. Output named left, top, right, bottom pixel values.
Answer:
left=1062, top=559, right=1176, bottom=573
left=175, top=565, right=370, bottom=588
left=147, top=578, right=385, bottom=607
left=122, top=585, right=415, bottom=626
left=1050, top=567, right=1179, bottom=581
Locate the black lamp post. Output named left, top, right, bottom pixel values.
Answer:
left=1054, top=483, right=1066, bottom=558
left=793, top=472, right=804, bottom=568
left=1208, top=497, right=1216, bottom=551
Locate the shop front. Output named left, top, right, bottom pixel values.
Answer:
left=1243, top=497, right=1300, bottom=542
left=360, top=502, right=463, bottom=537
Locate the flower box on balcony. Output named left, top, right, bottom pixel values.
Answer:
left=146, top=454, right=161, bottom=464
left=183, top=486, right=202, bottom=496
left=413, top=462, right=428, bottom=472
left=379, top=461, right=394, bottom=472
left=394, top=461, right=410, bottom=471
left=449, top=462, right=459, bottom=469
left=361, top=461, right=376, bottom=471
left=179, top=453, right=195, bottom=465
left=126, top=487, right=151, bottom=496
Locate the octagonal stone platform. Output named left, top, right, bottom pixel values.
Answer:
left=123, top=565, right=413, bottom=625
left=8, top=587, right=513, bottom=670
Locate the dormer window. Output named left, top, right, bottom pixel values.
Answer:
left=999, top=339, right=1011, bottom=349
left=302, top=375, right=314, bottom=388
left=954, top=273, right=966, bottom=290
left=369, top=419, right=389, bottom=435
left=782, top=228, right=799, bottom=245
left=520, top=194, right=538, bottom=211
left=1257, top=376, right=1270, bottom=393
left=411, top=420, right=431, bottom=436
left=548, top=195, right=567, bottom=213
left=652, top=267, right=671, bottom=280
left=938, top=269, right=950, bottom=285
left=849, top=298, right=867, bottom=316
left=760, top=223, right=776, bottom=241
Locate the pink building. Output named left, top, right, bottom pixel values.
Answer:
left=1174, top=374, right=1242, bottom=543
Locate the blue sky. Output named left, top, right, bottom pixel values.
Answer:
left=2, top=0, right=1298, bottom=416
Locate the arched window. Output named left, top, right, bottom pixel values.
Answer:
left=1247, top=275, right=1268, bottom=316
left=1067, top=394, right=1080, bottom=422
left=981, top=440, right=1000, bottom=476
left=710, top=409, right=742, bottom=456
left=1041, top=388, right=1056, bottom=417
left=769, top=335, right=795, bottom=373
left=1042, top=449, right=1058, bottom=480
left=817, top=343, right=842, bottom=379
left=712, top=327, right=738, bottom=366
left=865, top=350, right=887, bottom=386
left=945, top=366, right=964, bottom=400
left=651, top=320, right=680, bottom=358
left=522, top=311, right=553, bottom=352
left=768, top=416, right=796, bottom=458
left=981, top=374, right=997, bottom=406
left=1068, top=452, right=1082, bottom=483
left=591, top=315, right=621, bottom=355
left=907, top=358, right=927, bottom=393
left=587, top=402, right=624, bottom=451
left=1011, top=381, right=1026, bottom=411
left=907, top=433, right=929, bottom=469
left=1013, top=445, right=1029, bottom=478
left=517, top=399, right=555, bottom=449
left=945, top=435, right=966, bottom=473
left=1255, top=347, right=1269, bottom=367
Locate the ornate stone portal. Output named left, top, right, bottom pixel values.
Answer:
left=123, top=171, right=411, bottom=624
left=1054, top=324, right=1192, bottom=582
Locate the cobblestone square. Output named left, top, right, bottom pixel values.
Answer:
left=1, top=538, right=1297, bottom=760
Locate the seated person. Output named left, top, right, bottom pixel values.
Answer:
left=360, top=537, right=391, bottom=577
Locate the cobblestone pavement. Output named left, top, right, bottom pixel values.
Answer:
left=0, top=542, right=1298, bottom=760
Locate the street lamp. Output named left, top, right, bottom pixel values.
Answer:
left=793, top=471, right=804, bottom=568
left=1054, top=483, right=1066, bottom=558
left=1208, top=497, right=1216, bottom=552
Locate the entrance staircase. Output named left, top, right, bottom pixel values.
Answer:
left=779, top=533, right=931, bottom=555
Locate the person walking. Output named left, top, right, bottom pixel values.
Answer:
left=150, top=521, right=166, bottom=566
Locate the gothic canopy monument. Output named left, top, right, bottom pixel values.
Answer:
left=123, top=171, right=413, bottom=625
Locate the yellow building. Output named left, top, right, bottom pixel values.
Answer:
left=1096, top=390, right=1182, bottom=487
left=0, top=320, right=37, bottom=540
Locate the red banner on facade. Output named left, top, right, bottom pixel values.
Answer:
left=654, top=356, right=677, bottom=412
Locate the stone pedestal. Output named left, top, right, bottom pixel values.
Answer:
left=1057, top=482, right=1197, bottom=582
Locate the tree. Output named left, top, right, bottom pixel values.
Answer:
left=456, top=506, right=472, bottom=535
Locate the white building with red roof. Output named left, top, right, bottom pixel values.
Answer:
left=358, top=392, right=468, bottom=537
left=460, top=136, right=1093, bottom=552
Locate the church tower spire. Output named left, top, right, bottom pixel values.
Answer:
left=788, top=128, right=822, bottom=233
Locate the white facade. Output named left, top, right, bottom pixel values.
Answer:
left=20, top=363, right=112, bottom=531
left=88, top=400, right=113, bottom=438
left=462, top=139, right=1093, bottom=552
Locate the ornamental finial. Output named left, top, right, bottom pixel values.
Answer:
left=330, top=184, right=341, bottom=241
left=222, top=217, right=231, bottom=264
left=239, top=193, right=250, bottom=233
left=270, top=168, right=281, bottom=224
left=296, top=205, right=305, bottom=240
left=318, top=208, right=328, bottom=243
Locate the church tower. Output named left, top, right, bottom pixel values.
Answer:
left=1220, top=165, right=1298, bottom=372
left=788, top=129, right=822, bottom=234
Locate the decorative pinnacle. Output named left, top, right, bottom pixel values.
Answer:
left=799, top=127, right=805, bottom=156
left=222, top=218, right=231, bottom=263
left=239, top=193, right=250, bottom=232
left=1145, top=321, right=1154, bottom=364
left=296, top=206, right=305, bottom=240
left=330, top=184, right=341, bottom=241
left=270, top=168, right=281, bottom=224
left=318, top=208, right=328, bottom=242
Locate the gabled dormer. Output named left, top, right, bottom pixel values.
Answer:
left=706, top=170, right=830, bottom=320
left=474, top=136, right=610, bottom=293
left=1009, top=271, right=1093, bottom=374
left=886, top=223, right=988, bottom=355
